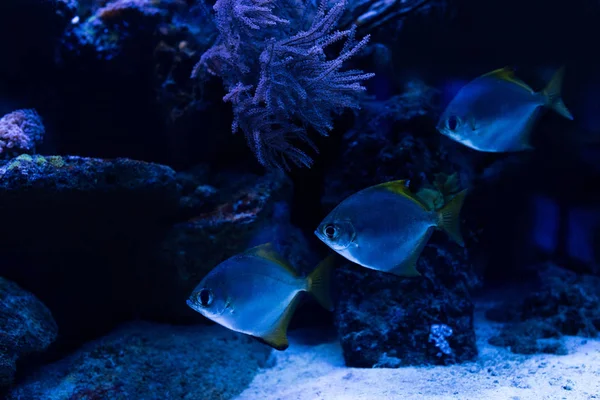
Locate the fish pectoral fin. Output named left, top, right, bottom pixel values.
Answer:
left=244, top=243, right=299, bottom=277
left=389, top=229, right=433, bottom=277
left=258, top=293, right=302, bottom=351
left=481, top=66, right=533, bottom=93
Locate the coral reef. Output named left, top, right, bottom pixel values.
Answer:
left=0, top=277, right=58, bottom=388
left=0, top=0, right=599, bottom=397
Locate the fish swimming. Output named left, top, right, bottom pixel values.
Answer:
left=436, top=66, right=574, bottom=152
left=315, top=180, right=467, bottom=277
left=186, top=243, right=333, bottom=350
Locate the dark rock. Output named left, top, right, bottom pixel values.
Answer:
left=486, top=263, right=600, bottom=354
left=487, top=319, right=566, bottom=355
left=0, top=277, right=58, bottom=388
left=7, top=322, right=272, bottom=400
left=0, top=155, right=180, bottom=349
left=322, top=80, right=480, bottom=367
left=335, top=244, right=477, bottom=367
left=141, top=168, right=319, bottom=323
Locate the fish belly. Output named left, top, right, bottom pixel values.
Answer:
left=232, top=276, right=301, bottom=337
left=470, top=103, right=540, bottom=152
left=350, top=209, right=431, bottom=272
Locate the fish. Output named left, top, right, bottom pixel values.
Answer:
left=186, top=243, right=334, bottom=351
left=315, top=180, right=467, bottom=277
left=436, top=66, right=574, bottom=152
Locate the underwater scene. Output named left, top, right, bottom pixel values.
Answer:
left=1, top=0, right=600, bottom=399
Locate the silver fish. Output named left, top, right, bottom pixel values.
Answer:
left=437, top=66, right=573, bottom=152
left=315, top=180, right=467, bottom=277
left=186, top=243, right=333, bottom=350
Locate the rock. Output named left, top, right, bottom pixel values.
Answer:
left=486, top=263, right=600, bottom=354
left=0, top=155, right=180, bottom=349
left=335, top=244, right=477, bottom=367
left=0, top=277, right=58, bottom=388
left=140, top=168, right=319, bottom=323
left=7, top=322, right=272, bottom=400
left=322, top=81, right=480, bottom=367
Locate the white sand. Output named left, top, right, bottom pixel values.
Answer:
left=235, top=310, right=600, bottom=400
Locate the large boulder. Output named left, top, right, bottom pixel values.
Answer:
left=486, top=263, right=600, bottom=355
left=0, top=277, right=58, bottom=389
left=7, top=322, right=272, bottom=399
left=0, top=155, right=180, bottom=348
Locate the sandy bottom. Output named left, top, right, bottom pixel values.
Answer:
left=235, top=310, right=600, bottom=400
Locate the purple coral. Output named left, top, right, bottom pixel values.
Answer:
left=0, top=109, right=45, bottom=157
left=195, top=0, right=374, bottom=169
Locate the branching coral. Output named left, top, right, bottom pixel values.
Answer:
left=194, top=0, right=374, bottom=169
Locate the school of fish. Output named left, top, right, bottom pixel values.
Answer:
left=187, top=66, right=573, bottom=350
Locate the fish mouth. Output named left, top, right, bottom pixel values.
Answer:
left=436, top=126, right=452, bottom=138
left=314, top=229, right=324, bottom=241
left=314, top=229, right=334, bottom=248
left=186, top=299, right=201, bottom=313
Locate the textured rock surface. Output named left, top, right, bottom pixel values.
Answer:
left=486, top=263, right=600, bottom=355
left=0, top=277, right=58, bottom=388
left=0, top=155, right=180, bottom=348
left=334, top=245, right=477, bottom=367
left=7, top=322, right=272, bottom=400
left=322, top=82, right=481, bottom=367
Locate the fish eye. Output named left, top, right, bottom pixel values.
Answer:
left=446, top=115, right=459, bottom=131
left=324, top=224, right=338, bottom=239
left=196, top=288, right=213, bottom=307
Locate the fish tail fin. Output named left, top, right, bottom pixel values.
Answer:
left=541, top=66, right=574, bottom=120
left=436, top=189, right=468, bottom=246
left=307, top=254, right=335, bottom=311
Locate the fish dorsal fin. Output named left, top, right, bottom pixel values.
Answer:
left=373, top=180, right=411, bottom=195
left=244, top=243, right=298, bottom=277
left=256, top=293, right=302, bottom=351
left=374, top=180, right=429, bottom=210
left=481, top=67, right=533, bottom=93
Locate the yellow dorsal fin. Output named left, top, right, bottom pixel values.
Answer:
left=256, top=293, right=302, bottom=351
left=244, top=243, right=298, bottom=277
left=374, top=180, right=429, bottom=210
left=481, top=67, right=533, bottom=93
left=373, top=179, right=410, bottom=195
